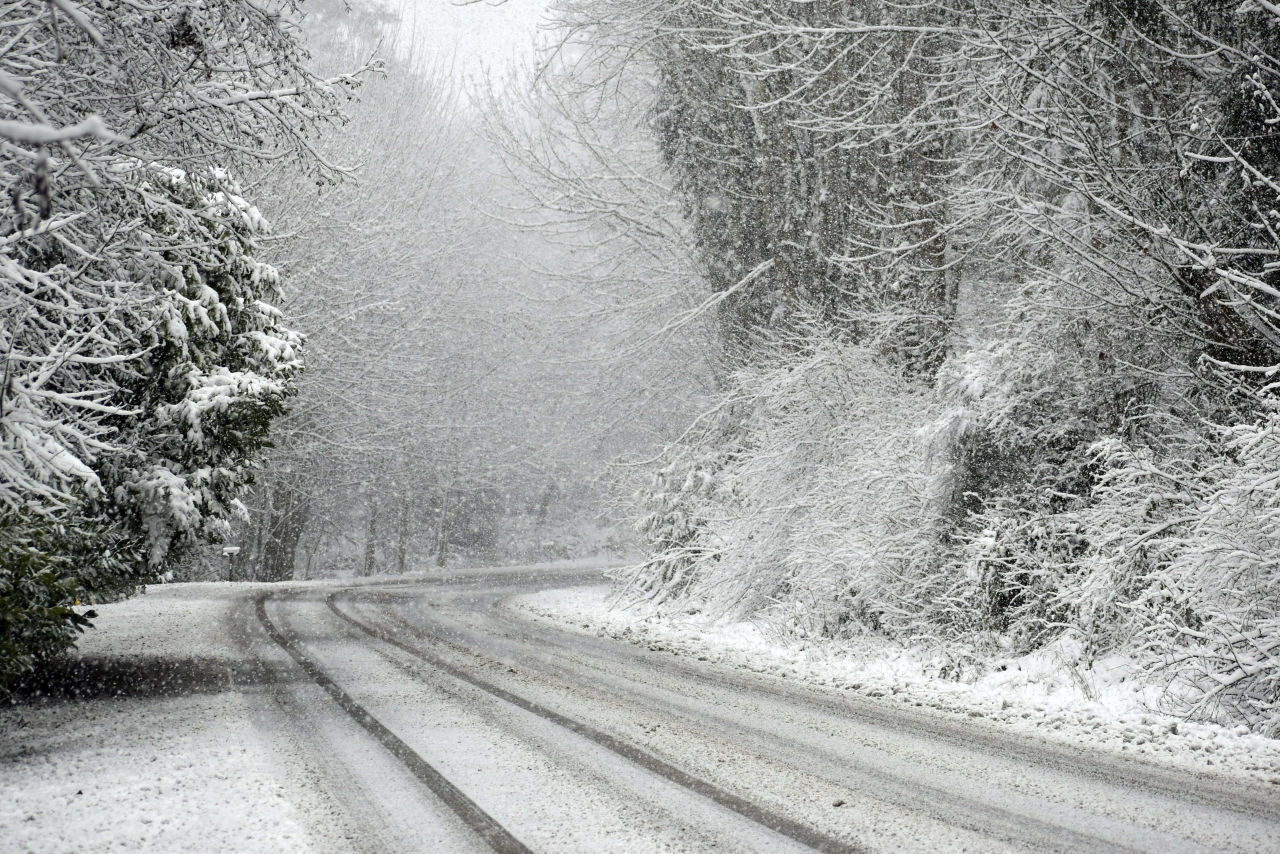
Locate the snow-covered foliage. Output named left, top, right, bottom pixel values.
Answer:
left=922, top=282, right=1173, bottom=639
left=585, top=0, right=1280, bottom=734
left=1081, top=425, right=1280, bottom=734
left=620, top=320, right=938, bottom=638
left=5, top=163, right=300, bottom=555
left=935, top=398, right=1280, bottom=735
left=1, top=1, right=357, bottom=685
left=115, top=167, right=301, bottom=565
left=629, top=442, right=727, bottom=605
left=1, top=164, right=301, bottom=682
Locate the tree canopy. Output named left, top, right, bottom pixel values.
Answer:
left=0, top=0, right=364, bottom=686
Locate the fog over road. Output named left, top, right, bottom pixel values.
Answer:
left=234, top=566, right=1280, bottom=853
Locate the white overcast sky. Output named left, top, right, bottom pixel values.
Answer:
left=393, top=0, right=553, bottom=79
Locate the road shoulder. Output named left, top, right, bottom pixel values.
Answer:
left=0, top=583, right=342, bottom=853
left=507, top=584, right=1280, bottom=791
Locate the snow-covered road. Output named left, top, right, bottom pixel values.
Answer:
left=5, top=565, right=1280, bottom=852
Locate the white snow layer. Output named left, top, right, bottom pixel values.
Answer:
left=6, top=577, right=1279, bottom=854
left=508, top=584, right=1280, bottom=789
left=0, top=584, right=325, bottom=854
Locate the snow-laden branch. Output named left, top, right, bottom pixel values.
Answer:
left=0, top=114, right=117, bottom=145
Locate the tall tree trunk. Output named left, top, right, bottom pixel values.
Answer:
left=363, top=501, right=379, bottom=577
left=396, top=497, right=411, bottom=574
left=302, top=531, right=320, bottom=581
left=259, top=483, right=310, bottom=582
left=435, top=487, right=450, bottom=568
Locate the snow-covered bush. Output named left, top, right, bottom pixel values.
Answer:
left=4, top=164, right=299, bottom=551
left=0, top=508, right=140, bottom=685
left=1059, top=423, right=1280, bottom=735
left=619, top=322, right=939, bottom=638
left=1151, top=423, right=1280, bottom=736
left=623, top=443, right=730, bottom=605
left=1, top=164, right=300, bottom=686
left=113, top=166, right=302, bottom=565
left=924, top=281, right=1168, bottom=644
left=929, top=286, right=1280, bottom=732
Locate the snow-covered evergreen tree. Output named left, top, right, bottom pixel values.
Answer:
left=0, top=0, right=362, bottom=685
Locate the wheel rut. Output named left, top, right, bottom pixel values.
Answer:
left=342, top=592, right=1171, bottom=854
left=325, top=591, right=867, bottom=854
left=253, top=592, right=533, bottom=854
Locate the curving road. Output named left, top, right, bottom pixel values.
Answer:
left=230, top=565, right=1280, bottom=853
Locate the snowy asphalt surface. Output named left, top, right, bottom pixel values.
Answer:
left=4, top=564, right=1280, bottom=852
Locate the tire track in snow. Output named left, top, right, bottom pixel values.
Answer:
left=478, top=592, right=1280, bottom=823
left=356, top=588, right=1256, bottom=854
left=325, top=592, right=867, bottom=854
left=253, top=593, right=533, bottom=854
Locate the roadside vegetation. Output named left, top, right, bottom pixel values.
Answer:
left=530, top=0, right=1280, bottom=736
left=0, top=0, right=367, bottom=687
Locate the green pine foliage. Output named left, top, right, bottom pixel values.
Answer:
left=0, top=2, right=349, bottom=690
left=1, top=166, right=299, bottom=690
left=0, top=509, right=142, bottom=687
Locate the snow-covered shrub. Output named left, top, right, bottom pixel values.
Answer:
left=0, top=508, right=144, bottom=687
left=930, top=282, right=1280, bottom=732
left=1, top=165, right=300, bottom=688
left=925, top=284, right=1167, bottom=648
left=1065, top=423, right=1280, bottom=735
left=5, top=165, right=301, bottom=565
left=950, top=421, right=1280, bottom=734
left=108, top=166, right=303, bottom=567
left=0, top=0, right=354, bottom=686
left=620, top=323, right=939, bottom=638
left=621, top=443, right=730, bottom=605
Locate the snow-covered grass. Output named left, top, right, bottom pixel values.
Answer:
left=0, top=583, right=323, bottom=854
left=508, top=584, right=1280, bottom=788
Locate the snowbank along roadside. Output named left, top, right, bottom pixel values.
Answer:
left=507, top=584, right=1280, bottom=789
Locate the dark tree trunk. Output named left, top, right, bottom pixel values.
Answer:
left=363, top=502, right=379, bottom=577
left=396, top=498, right=411, bottom=574
left=435, top=488, right=450, bottom=568
left=258, top=484, right=310, bottom=582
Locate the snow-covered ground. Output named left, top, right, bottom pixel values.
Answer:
left=0, top=584, right=332, bottom=854
left=7, top=573, right=1279, bottom=854
left=509, top=584, right=1280, bottom=789
left=0, top=564, right=608, bottom=854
